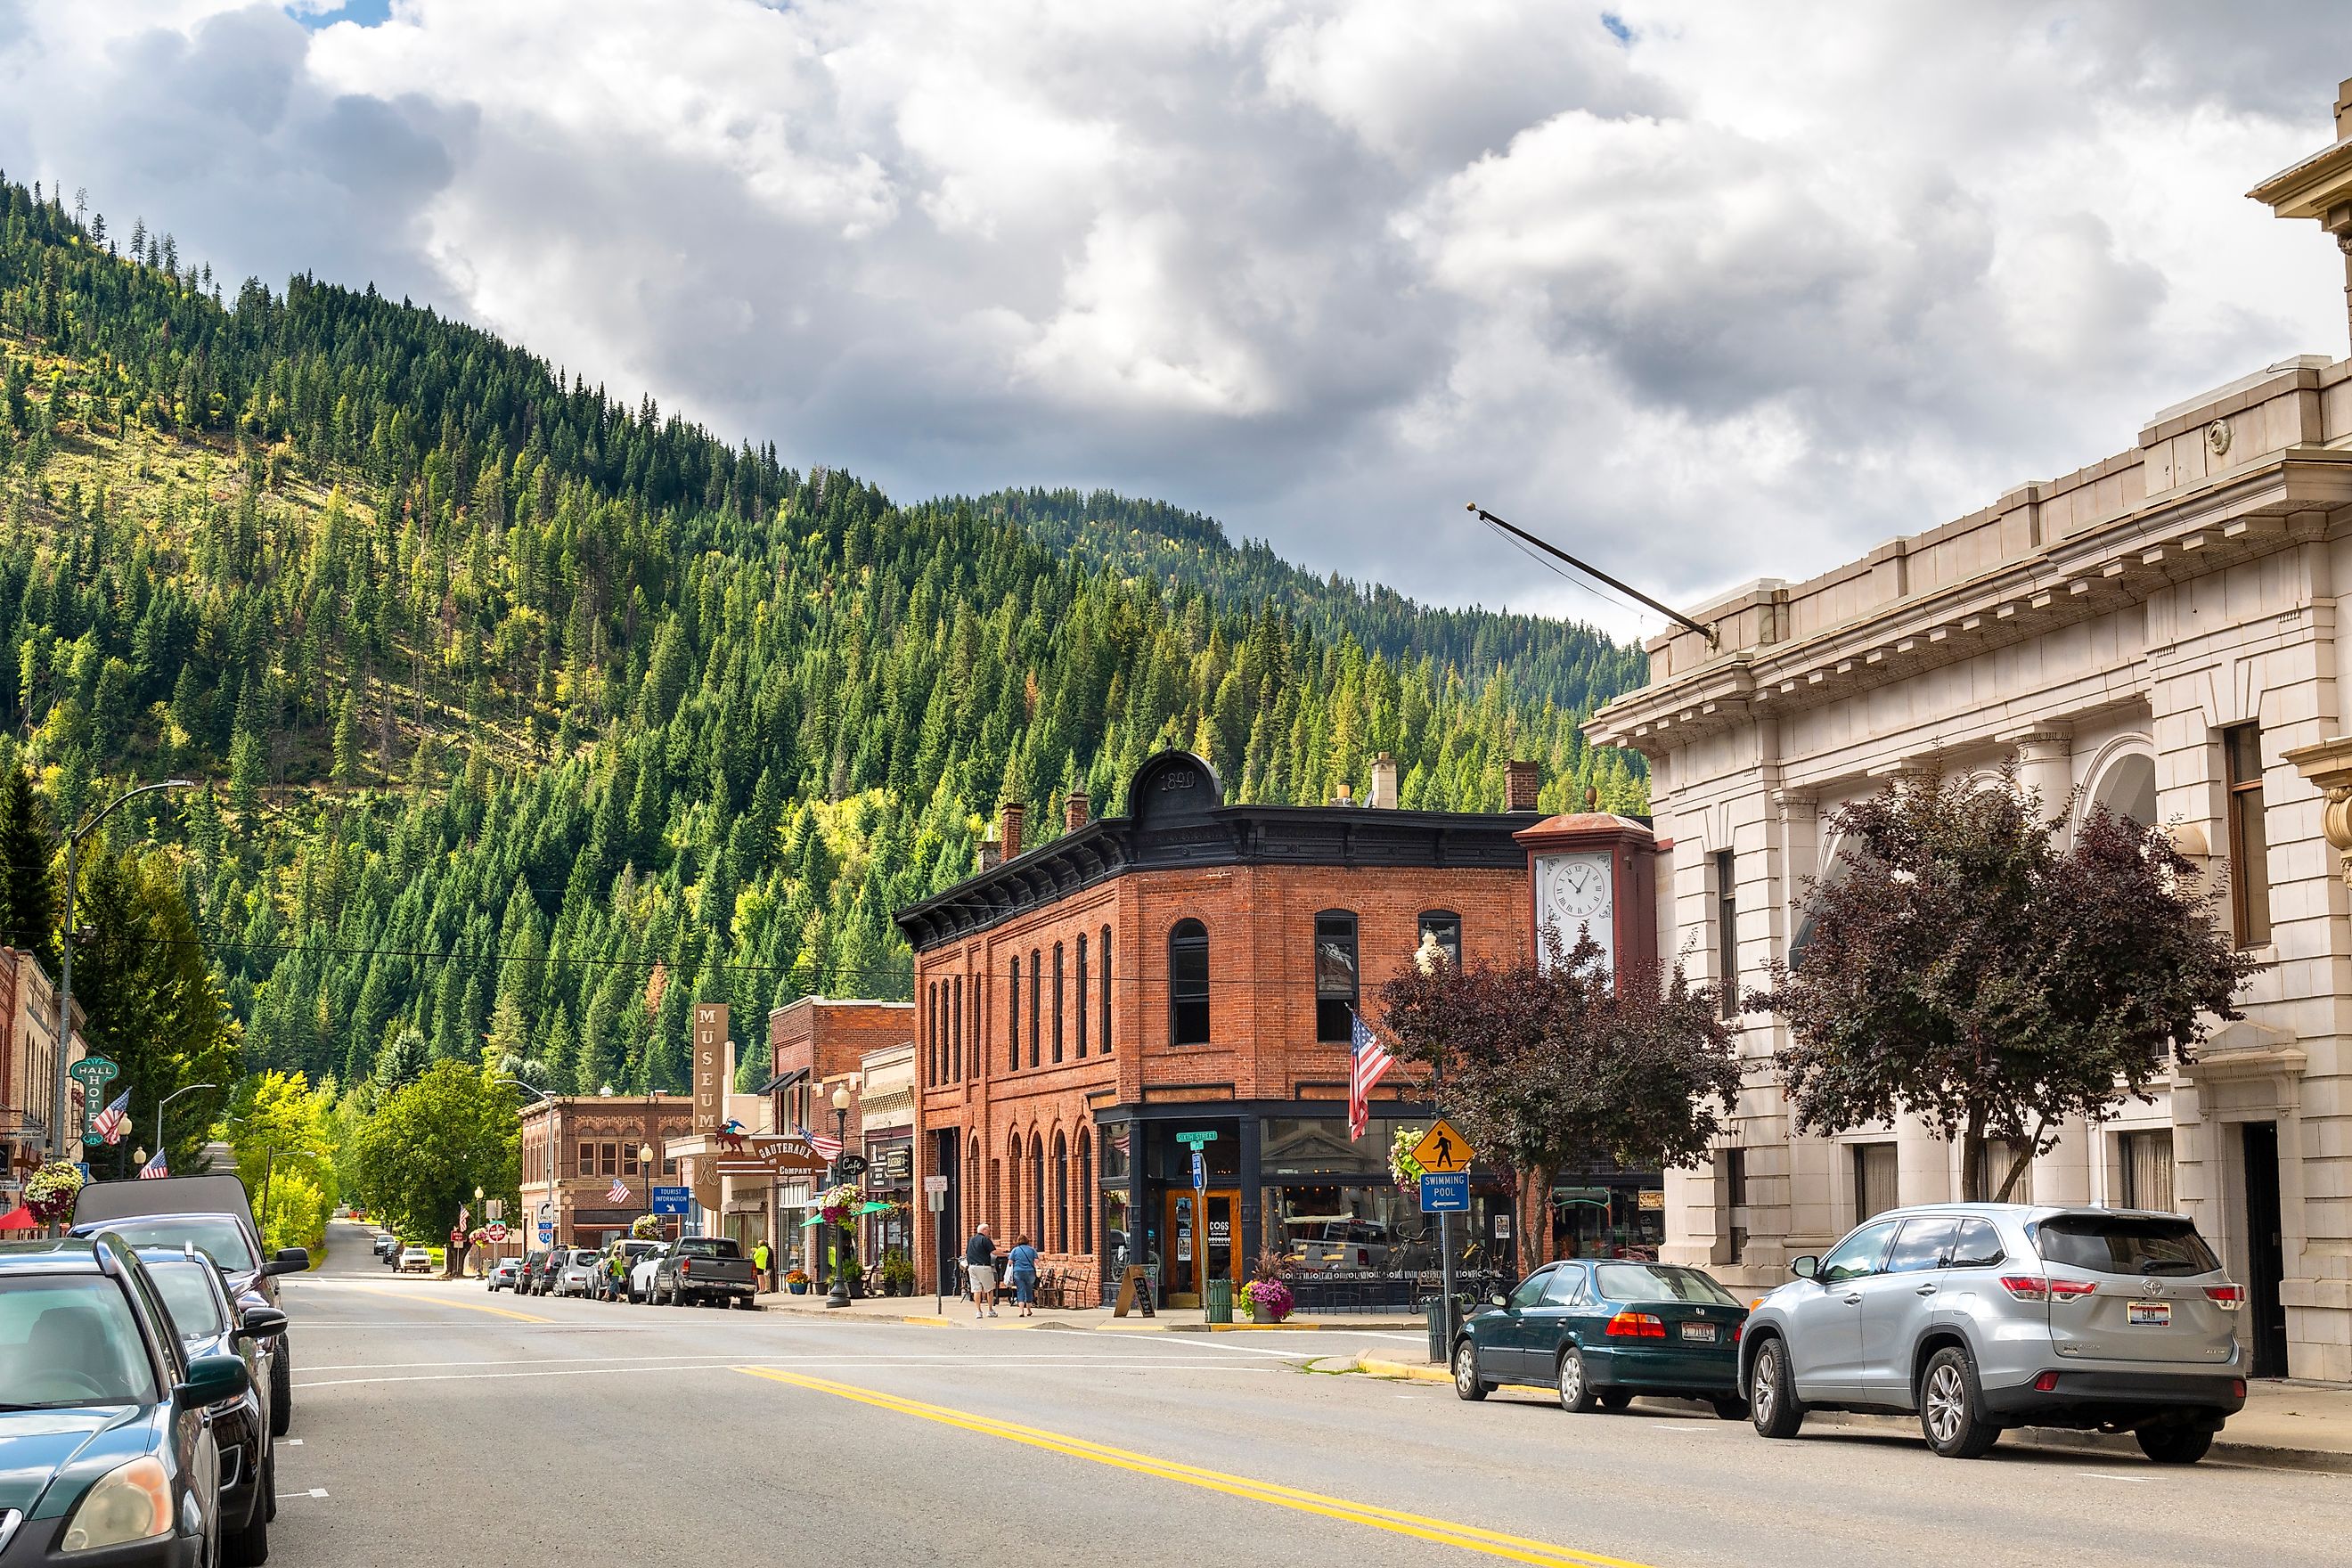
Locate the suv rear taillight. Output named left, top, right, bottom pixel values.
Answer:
left=2205, top=1285, right=2245, bottom=1311
left=2001, top=1275, right=2095, bottom=1303
left=1605, top=1311, right=1665, bottom=1338
left=681, top=1258, right=692, bottom=1275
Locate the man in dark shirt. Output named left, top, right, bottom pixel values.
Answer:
left=965, top=1222, right=999, bottom=1319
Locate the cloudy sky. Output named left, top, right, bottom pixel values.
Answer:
left=5, top=2, right=2351, bottom=634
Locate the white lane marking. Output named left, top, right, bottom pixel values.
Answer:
left=2083, top=1473, right=2153, bottom=1484
left=306, top=1489, right=329, bottom=1499
left=279, top=1439, right=304, bottom=1446
left=1102, top=1334, right=1326, bottom=1361
left=296, top=1358, right=1276, bottom=1390
left=1349, top=1332, right=1433, bottom=1343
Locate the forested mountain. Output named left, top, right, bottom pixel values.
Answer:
left=954, top=488, right=1645, bottom=713
left=0, top=175, right=1647, bottom=1098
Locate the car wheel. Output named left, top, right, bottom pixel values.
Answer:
left=269, top=1345, right=291, bottom=1438
left=1556, top=1346, right=1601, bottom=1413
left=1597, top=1388, right=1633, bottom=1412
left=1749, top=1336, right=1805, bottom=1440
left=1451, top=1338, right=1489, bottom=1401
left=222, top=1457, right=270, bottom=1561
left=1918, top=1344, right=2002, bottom=1459
left=2136, top=1426, right=2214, bottom=1466
left=265, top=1444, right=277, bottom=1522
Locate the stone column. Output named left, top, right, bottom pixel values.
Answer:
left=2005, top=726, right=2075, bottom=840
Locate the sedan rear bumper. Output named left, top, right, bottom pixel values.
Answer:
left=1980, top=1369, right=2247, bottom=1430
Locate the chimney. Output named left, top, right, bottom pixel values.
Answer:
left=1331, top=780, right=1353, bottom=806
left=1504, top=759, right=1541, bottom=813
left=976, top=834, right=1001, bottom=873
left=2337, top=76, right=2352, bottom=141
left=1000, top=802, right=1025, bottom=862
left=1368, top=751, right=1399, bottom=809
left=1065, top=789, right=1090, bottom=833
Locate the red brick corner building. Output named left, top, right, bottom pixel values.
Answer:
left=895, top=749, right=1549, bottom=1310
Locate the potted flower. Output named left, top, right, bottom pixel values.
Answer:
left=23, top=1161, right=84, bottom=1225
left=1238, top=1276, right=1294, bottom=1324
left=785, top=1269, right=811, bottom=1295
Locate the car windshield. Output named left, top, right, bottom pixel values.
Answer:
left=143, top=1260, right=228, bottom=1345
left=86, top=1218, right=257, bottom=1272
left=2033, top=1215, right=2221, bottom=1277
left=1595, top=1263, right=1741, bottom=1306
left=0, top=1275, right=159, bottom=1409
left=676, top=1237, right=739, bottom=1259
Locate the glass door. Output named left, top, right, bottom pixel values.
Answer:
left=1162, top=1189, right=1241, bottom=1305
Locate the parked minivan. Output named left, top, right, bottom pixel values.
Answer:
left=1740, top=1203, right=2246, bottom=1463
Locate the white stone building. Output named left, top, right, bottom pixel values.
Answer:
left=1589, top=86, right=2352, bottom=1383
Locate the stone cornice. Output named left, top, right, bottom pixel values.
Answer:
left=1590, top=448, right=2352, bottom=755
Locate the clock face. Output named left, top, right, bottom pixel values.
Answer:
left=1548, top=853, right=1612, bottom=921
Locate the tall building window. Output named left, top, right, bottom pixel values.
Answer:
left=1075, top=935, right=1089, bottom=1058
left=1076, top=1131, right=1093, bottom=1252
left=1029, top=950, right=1042, bottom=1068
left=1100, top=926, right=1113, bottom=1053
left=1169, top=919, right=1211, bottom=1045
left=1417, top=911, right=1461, bottom=968
left=1009, top=956, right=1021, bottom=1072
left=599, top=1141, right=619, bottom=1177
left=1853, top=1142, right=1898, bottom=1221
left=927, top=982, right=938, bottom=1086
left=579, top=1141, right=595, bottom=1177
left=1314, top=910, right=1360, bottom=1043
left=1714, top=848, right=1738, bottom=1019
left=1972, top=1139, right=2034, bottom=1204
left=1053, top=1131, right=1070, bottom=1252
left=2225, top=723, right=2270, bottom=947
left=1052, top=943, right=1066, bottom=1063
left=2120, top=1130, right=2176, bottom=1211
left=951, top=976, right=964, bottom=1082
left=622, top=1142, right=641, bottom=1177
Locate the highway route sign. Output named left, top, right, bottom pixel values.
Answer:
left=1408, top=1119, right=1474, bottom=1173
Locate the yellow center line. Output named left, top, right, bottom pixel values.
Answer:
left=735, top=1367, right=1656, bottom=1568
left=319, top=1284, right=552, bottom=1324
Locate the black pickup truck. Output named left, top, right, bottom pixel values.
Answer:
left=649, top=1234, right=760, bottom=1309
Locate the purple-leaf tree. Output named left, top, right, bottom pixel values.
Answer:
left=1749, top=769, right=2256, bottom=1202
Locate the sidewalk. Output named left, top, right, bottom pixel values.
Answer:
left=1348, top=1352, right=2352, bottom=1474
left=749, top=1288, right=1419, bottom=1333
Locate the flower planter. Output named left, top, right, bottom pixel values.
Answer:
left=787, top=1281, right=809, bottom=1294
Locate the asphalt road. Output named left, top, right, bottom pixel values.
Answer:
left=274, top=1223, right=2350, bottom=1567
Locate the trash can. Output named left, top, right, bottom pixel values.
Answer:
left=1205, top=1278, right=1235, bottom=1324
left=1425, top=1295, right=1463, bottom=1365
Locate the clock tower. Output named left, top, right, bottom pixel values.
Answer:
left=1515, top=809, right=1659, bottom=985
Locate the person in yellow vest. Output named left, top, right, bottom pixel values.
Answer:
left=752, top=1239, right=772, bottom=1294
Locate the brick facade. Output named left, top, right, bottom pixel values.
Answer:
left=518, top=1095, right=693, bottom=1252
left=900, top=750, right=1539, bottom=1306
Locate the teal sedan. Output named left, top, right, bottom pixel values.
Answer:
left=0, top=1235, right=250, bottom=1564
left=1452, top=1259, right=1751, bottom=1418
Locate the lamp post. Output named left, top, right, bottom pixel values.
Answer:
left=150, top=1082, right=216, bottom=1178
left=825, top=1082, right=853, bottom=1308
left=470, top=1185, right=485, bottom=1277
left=1415, top=933, right=1459, bottom=1354
left=49, top=780, right=200, bottom=1162
left=639, top=1142, right=655, bottom=1237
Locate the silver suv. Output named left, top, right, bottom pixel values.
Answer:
left=1741, top=1204, right=2246, bottom=1463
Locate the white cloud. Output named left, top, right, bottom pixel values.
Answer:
left=2, top=0, right=2348, bottom=636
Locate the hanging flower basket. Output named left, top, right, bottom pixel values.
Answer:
left=1388, top=1126, right=1427, bottom=1195
left=24, top=1162, right=84, bottom=1223
left=818, top=1182, right=865, bottom=1227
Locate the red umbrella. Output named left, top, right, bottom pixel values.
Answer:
left=0, top=1205, right=42, bottom=1232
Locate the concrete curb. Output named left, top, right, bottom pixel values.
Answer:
left=1344, top=1355, right=2352, bottom=1474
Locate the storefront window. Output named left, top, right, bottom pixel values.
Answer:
left=1258, top=1116, right=1417, bottom=1178
left=1260, top=1185, right=1507, bottom=1281
left=1098, top=1125, right=1132, bottom=1183
left=1550, top=1184, right=1665, bottom=1260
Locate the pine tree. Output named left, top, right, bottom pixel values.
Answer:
left=0, top=766, right=58, bottom=961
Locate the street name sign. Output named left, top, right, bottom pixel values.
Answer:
left=650, top=1184, right=690, bottom=1216
left=1174, top=1131, right=1217, bottom=1146
left=923, top=1174, right=950, bottom=1196
left=1408, top=1119, right=1474, bottom=1173
left=1419, top=1172, right=1470, bottom=1213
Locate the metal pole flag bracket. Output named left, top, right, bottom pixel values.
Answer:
left=1467, top=504, right=1717, bottom=647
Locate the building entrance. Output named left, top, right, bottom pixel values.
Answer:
left=1162, top=1189, right=1241, bottom=1307
left=2242, top=1122, right=2289, bottom=1377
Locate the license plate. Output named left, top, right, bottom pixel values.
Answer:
left=2127, top=1301, right=2171, bottom=1327
left=1679, top=1321, right=1719, bottom=1343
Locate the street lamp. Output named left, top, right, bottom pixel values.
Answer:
left=495, top=1076, right=553, bottom=1106
left=49, top=780, right=199, bottom=1161
left=470, top=1185, right=486, bottom=1277
left=151, top=1082, right=216, bottom=1176
left=639, top=1143, right=656, bottom=1241
left=825, top=1082, right=854, bottom=1308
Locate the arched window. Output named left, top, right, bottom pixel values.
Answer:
left=1052, top=942, right=1066, bottom=1063
left=1169, top=919, right=1210, bottom=1045
left=1100, top=925, right=1114, bottom=1053
left=1030, top=1134, right=1048, bottom=1247
left=1417, top=911, right=1461, bottom=969
left=1314, top=910, right=1359, bottom=1042
left=1076, top=1131, right=1093, bottom=1253
left=1028, top=950, right=1042, bottom=1068
left=1008, top=955, right=1021, bottom=1072
left=1075, top=934, right=1089, bottom=1058
left=1053, top=1131, right=1070, bottom=1253
left=951, top=975, right=963, bottom=1082
left=967, top=1144, right=983, bottom=1231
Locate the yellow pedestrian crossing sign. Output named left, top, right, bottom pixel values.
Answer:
left=1409, top=1119, right=1474, bottom=1173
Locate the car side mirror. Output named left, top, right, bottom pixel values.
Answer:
left=264, top=1247, right=310, bottom=1276
left=177, top=1352, right=250, bottom=1406
left=1490, top=1294, right=1508, bottom=1308
left=1790, top=1255, right=1819, bottom=1280
left=236, top=1306, right=289, bottom=1341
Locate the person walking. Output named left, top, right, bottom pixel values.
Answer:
left=965, top=1222, right=999, bottom=1319
left=1008, top=1234, right=1040, bottom=1318
left=752, top=1238, right=772, bottom=1294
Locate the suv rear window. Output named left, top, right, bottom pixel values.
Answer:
left=676, top=1237, right=740, bottom=1259
left=2032, top=1215, right=2219, bottom=1277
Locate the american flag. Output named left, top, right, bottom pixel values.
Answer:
left=607, top=1176, right=630, bottom=1204
left=1348, top=1009, right=1396, bottom=1142
left=800, top=1123, right=844, bottom=1161
left=93, top=1090, right=130, bottom=1144
left=137, top=1147, right=168, bottom=1180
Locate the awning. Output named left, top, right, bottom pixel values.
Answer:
left=755, top=1066, right=811, bottom=1097
left=1, top=1204, right=42, bottom=1231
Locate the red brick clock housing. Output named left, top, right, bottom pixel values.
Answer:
left=894, top=750, right=1542, bottom=1309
